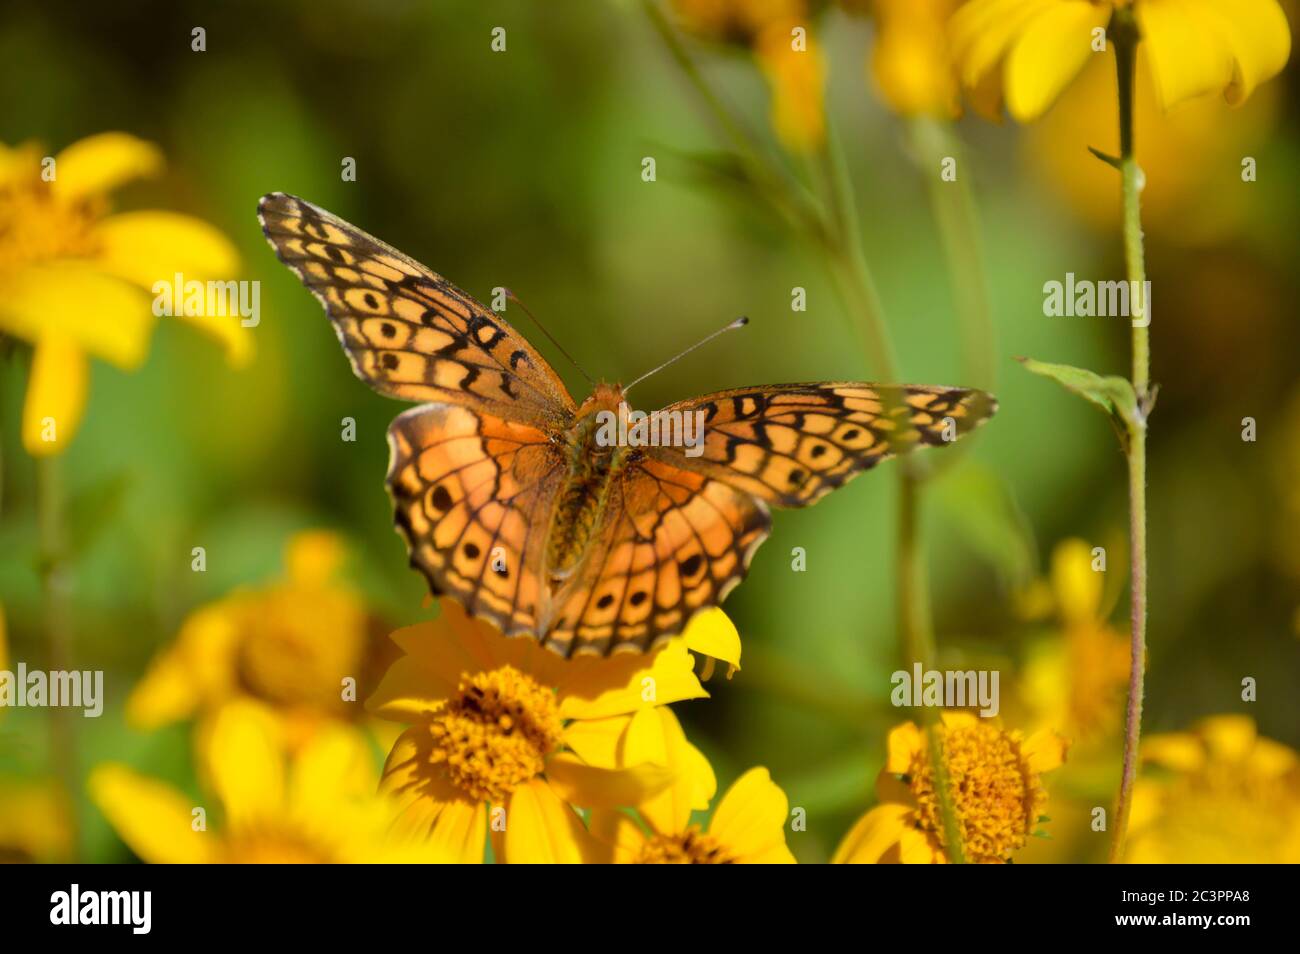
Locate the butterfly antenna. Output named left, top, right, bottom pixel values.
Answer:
left=624, top=316, right=749, bottom=394
left=504, top=288, right=593, bottom=385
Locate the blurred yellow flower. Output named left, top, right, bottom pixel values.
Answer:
left=670, top=0, right=807, bottom=45
left=1125, top=715, right=1300, bottom=863
left=367, top=599, right=731, bottom=862
left=0, top=777, right=74, bottom=862
left=590, top=707, right=796, bottom=862
left=127, top=530, right=385, bottom=746
left=834, top=712, right=1068, bottom=863
left=866, top=0, right=962, bottom=117
left=1018, top=539, right=1130, bottom=743
left=1025, top=48, right=1280, bottom=240
left=755, top=21, right=827, bottom=153
left=950, top=0, right=1292, bottom=122
left=91, top=700, right=443, bottom=863
left=0, top=133, right=249, bottom=456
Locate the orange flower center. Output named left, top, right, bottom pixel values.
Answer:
left=427, top=666, right=563, bottom=803
left=908, top=722, right=1046, bottom=863
left=0, top=166, right=103, bottom=274
left=636, top=826, right=736, bottom=864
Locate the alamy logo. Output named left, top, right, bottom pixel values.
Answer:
left=50, top=885, right=151, bottom=934
left=152, top=271, right=260, bottom=327
left=594, top=402, right=706, bottom=457
left=1042, top=272, right=1151, bottom=327
left=0, top=664, right=102, bottom=717
left=891, top=663, right=1000, bottom=717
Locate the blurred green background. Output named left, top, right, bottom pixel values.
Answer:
left=1, top=0, right=1297, bottom=863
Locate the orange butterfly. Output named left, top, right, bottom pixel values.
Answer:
left=259, top=193, right=996, bottom=658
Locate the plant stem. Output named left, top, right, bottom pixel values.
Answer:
left=1109, top=9, right=1151, bottom=864
left=37, top=454, right=81, bottom=860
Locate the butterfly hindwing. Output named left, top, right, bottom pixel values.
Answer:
left=386, top=402, right=567, bottom=638
left=543, top=456, right=771, bottom=657
left=645, top=383, right=997, bottom=507
left=258, top=192, right=574, bottom=425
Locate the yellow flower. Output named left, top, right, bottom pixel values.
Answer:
left=0, top=133, right=248, bottom=456
left=833, top=712, right=1068, bottom=863
left=866, top=0, right=963, bottom=117
left=590, top=707, right=797, bottom=862
left=1024, top=46, right=1280, bottom=239
left=366, top=599, right=733, bottom=863
left=1018, top=539, right=1130, bottom=742
left=127, top=530, right=384, bottom=746
left=91, top=700, right=443, bottom=863
left=0, top=777, right=75, bottom=862
left=1125, top=715, right=1300, bottom=863
left=950, top=0, right=1292, bottom=122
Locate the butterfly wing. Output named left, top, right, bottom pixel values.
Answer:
left=258, top=192, right=575, bottom=425
left=541, top=455, right=771, bottom=657
left=386, top=402, right=567, bottom=638
left=644, top=383, right=997, bottom=507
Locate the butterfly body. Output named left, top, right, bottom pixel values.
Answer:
left=259, top=193, right=998, bottom=658
left=548, top=382, right=628, bottom=579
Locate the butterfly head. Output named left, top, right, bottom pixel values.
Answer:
left=574, top=381, right=628, bottom=420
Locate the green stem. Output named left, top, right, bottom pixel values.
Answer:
left=1109, top=9, right=1151, bottom=864
left=37, top=455, right=81, bottom=860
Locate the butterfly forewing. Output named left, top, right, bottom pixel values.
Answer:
left=258, top=192, right=574, bottom=426
left=646, top=383, right=997, bottom=507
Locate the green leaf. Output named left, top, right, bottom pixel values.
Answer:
left=1017, top=356, right=1139, bottom=447
left=1087, top=146, right=1122, bottom=170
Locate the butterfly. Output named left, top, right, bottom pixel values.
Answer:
left=259, top=193, right=997, bottom=658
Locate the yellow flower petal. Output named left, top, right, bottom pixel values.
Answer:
left=557, top=639, right=707, bottom=721
left=561, top=713, right=632, bottom=768
left=427, top=797, right=488, bottom=863
left=885, top=721, right=924, bottom=773
left=503, top=777, right=594, bottom=863
left=1139, top=0, right=1291, bottom=109
left=586, top=808, right=648, bottom=864
left=93, top=211, right=250, bottom=366
left=680, top=607, right=742, bottom=671
left=1022, top=728, right=1070, bottom=773
left=620, top=706, right=716, bottom=833
left=898, top=823, right=945, bottom=863
left=1005, top=1, right=1110, bottom=122
left=832, top=803, right=911, bottom=863
left=544, top=751, right=675, bottom=809
left=89, top=764, right=213, bottom=864
left=951, top=0, right=1056, bottom=91
left=288, top=723, right=376, bottom=821
left=201, top=701, right=285, bottom=826
left=21, top=336, right=87, bottom=457
left=365, top=654, right=448, bottom=722
left=126, top=601, right=243, bottom=729
left=285, top=530, right=347, bottom=586
left=0, top=262, right=153, bottom=367
left=707, top=767, right=796, bottom=863
left=1140, top=731, right=1207, bottom=771
left=1195, top=713, right=1257, bottom=762
left=0, top=777, right=73, bottom=861
left=1052, top=537, right=1104, bottom=623
left=50, top=132, right=163, bottom=203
